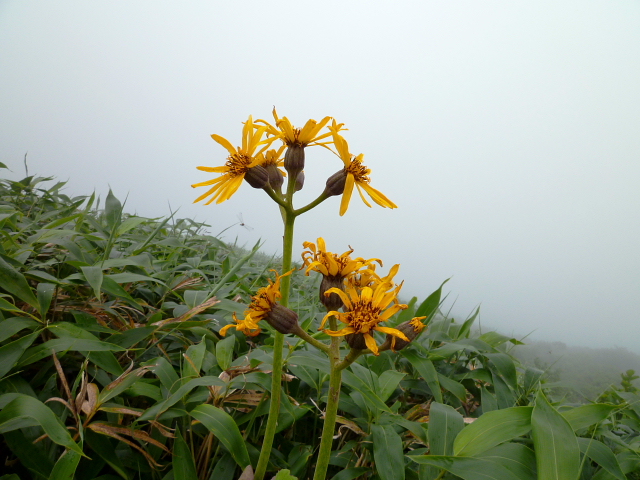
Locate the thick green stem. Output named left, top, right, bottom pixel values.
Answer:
left=293, top=191, right=329, bottom=217
left=313, top=332, right=342, bottom=480
left=254, top=174, right=297, bottom=480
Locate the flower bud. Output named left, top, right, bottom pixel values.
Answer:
left=320, top=276, right=344, bottom=311
left=264, top=163, right=284, bottom=190
left=346, top=332, right=367, bottom=350
left=244, top=165, right=269, bottom=189
left=295, top=171, right=305, bottom=191
left=265, top=304, right=301, bottom=335
left=388, top=317, right=427, bottom=352
left=324, top=169, right=347, bottom=197
left=284, top=145, right=305, bottom=176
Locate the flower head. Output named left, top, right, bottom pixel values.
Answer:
left=262, top=107, right=333, bottom=148
left=219, top=269, right=292, bottom=337
left=389, top=316, right=428, bottom=352
left=329, top=125, right=397, bottom=216
left=192, top=116, right=275, bottom=204
left=219, top=312, right=261, bottom=337
left=319, top=282, right=409, bottom=355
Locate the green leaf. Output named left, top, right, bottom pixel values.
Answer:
left=172, top=429, right=198, bottom=480
left=0, top=317, right=40, bottom=342
left=561, top=404, right=617, bottom=431
left=401, top=350, right=442, bottom=403
left=428, top=402, right=464, bottom=456
left=36, top=282, right=55, bottom=319
left=371, top=424, right=405, bottom=480
left=183, top=336, right=207, bottom=378
left=485, top=353, right=518, bottom=390
left=342, top=369, right=391, bottom=414
left=97, top=366, right=149, bottom=405
left=3, top=429, right=54, bottom=478
left=0, top=298, right=31, bottom=316
left=453, top=406, right=533, bottom=456
left=0, top=394, right=83, bottom=455
left=330, top=467, right=369, bottom=480
left=0, top=332, right=38, bottom=379
left=100, top=276, right=142, bottom=310
left=273, top=469, right=298, bottom=480
left=414, top=278, right=449, bottom=324
left=408, top=451, right=528, bottom=480
left=531, top=389, right=580, bottom=480
left=437, top=373, right=467, bottom=402
left=81, top=266, right=103, bottom=300
left=577, top=437, right=625, bottom=480
left=190, top=404, right=251, bottom=468
left=49, top=449, right=82, bottom=480
left=115, top=216, right=148, bottom=236
left=0, top=256, right=38, bottom=309
left=215, top=335, right=235, bottom=371
left=378, top=370, right=406, bottom=403
left=104, top=189, right=123, bottom=230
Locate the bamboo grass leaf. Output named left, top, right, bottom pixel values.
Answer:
left=190, top=404, right=251, bottom=468
left=401, top=350, right=442, bottom=403
left=577, top=437, right=625, bottom=480
left=172, top=429, right=198, bottom=480
left=0, top=394, right=84, bottom=455
left=371, top=424, right=405, bottom=480
left=531, top=389, right=580, bottom=480
left=561, top=404, right=617, bottom=432
left=49, top=449, right=82, bottom=480
left=0, top=256, right=38, bottom=309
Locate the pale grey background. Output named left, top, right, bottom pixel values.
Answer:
left=1, top=1, right=639, bottom=351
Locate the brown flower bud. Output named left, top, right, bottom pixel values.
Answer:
left=244, top=165, right=269, bottom=189
left=388, top=318, right=426, bottom=352
left=265, top=304, right=300, bottom=335
left=324, top=169, right=347, bottom=197
left=284, top=145, right=305, bottom=176
left=295, top=171, right=305, bottom=192
left=345, top=333, right=367, bottom=350
left=264, top=164, right=284, bottom=190
left=320, top=276, right=344, bottom=311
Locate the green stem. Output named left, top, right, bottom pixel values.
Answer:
left=313, top=330, right=342, bottom=480
left=254, top=173, right=298, bottom=480
left=293, top=190, right=329, bottom=216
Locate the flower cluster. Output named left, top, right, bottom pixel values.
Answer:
left=192, top=108, right=397, bottom=215
left=302, top=238, right=427, bottom=355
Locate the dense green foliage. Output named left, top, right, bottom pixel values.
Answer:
left=1, top=172, right=639, bottom=479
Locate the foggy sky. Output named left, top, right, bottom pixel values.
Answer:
left=1, top=1, right=639, bottom=352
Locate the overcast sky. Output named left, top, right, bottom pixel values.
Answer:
left=1, top=1, right=639, bottom=352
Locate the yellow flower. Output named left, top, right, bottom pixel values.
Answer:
left=261, top=107, right=334, bottom=148
left=301, top=237, right=381, bottom=279
left=330, top=126, right=397, bottom=216
left=346, top=263, right=400, bottom=291
left=220, top=312, right=261, bottom=337
left=319, top=282, right=409, bottom=355
left=192, top=115, right=275, bottom=204
left=219, top=269, right=292, bottom=337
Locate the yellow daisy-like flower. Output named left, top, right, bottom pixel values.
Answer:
left=219, top=269, right=292, bottom=337
left=260, top=107, right=334, bottom=148
left=301, top=237, right=381, bottom=279
left=319, top=282, right=409, bottom=355
left=330, top=126, right=398, bottom=216
left=192, top=115, right=275, bottom=204
left=346, top=263, right=400, bottom=291
left=220, top=312, right=261, bottom=337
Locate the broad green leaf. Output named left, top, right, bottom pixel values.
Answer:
left=428, top=402, right=464, bottom=456
left=0, top=298, right=32, bottom=317
left=115, top=216, right=148, bottom=236
left=0, top=256, right=38, bottom=309
left=372, top=424, right=405, bottom=480
left=408, top=453, right=526, bottom=480
left=18, top=337, right=125, bottom=368
left=0, top=394, right=83, bottom=455
left=216, top=335, right=235, bottom=371
left=378, top=370, right=406, bottom=403
left=138, top=376, right=226, bottom=421
left=104, top=189, right=123, bottom=230
left=85, top=429, right=129, bottom=480
left=36, top=282, right=55, bottom=318
left=0, top=332, right=38, bottom=379
left=342, top=369, right=391, bottom=414
left=106, top=273, right=166, bottom=286
left=476, top=443, right=536, bottom=480
left=414, top=279, right=449, bottom=324
left=146, top=356, right=181, bottom=392
left=288, top=353, right=331, bottom=374
left=81, top=266, right=103, bottom=300
left=3, top=429, right=54, bottom=478
left=190, top=404, right=251, bottom=468
left=485, top=353, right=518, bottom=390
left=100, top=276, right=142, bottom=310
left=455, top=307, right=480, bottom=340
left=49, top=449, right=82, bottom=480
left=273, top=470, right=297, bottom=480
left=172, top=429, right=198, bottom=480
left=437, top=373, right=466, bottom=401
left=330, top=467, right=370, bottom=480
left=453, top=406, right=533, bottom=456
left=97, top=366, right=150, bottom=405
left=208, top=453, right=236, bottom=480
left=531, top=389, right=580, bottom=480
left=0, top=318, right=40, bottom=342
left=561, top=404, right=617, bottom=431
left=183, top=336, right=207, bottom=378
left=577, top=437, right=625, bottom=480
left=401, top=350, right=442, bottom=403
